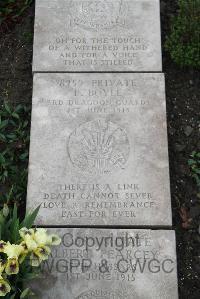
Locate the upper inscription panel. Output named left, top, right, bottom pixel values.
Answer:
left=33, top=0, right=162, bottom=72
left=27, top=73, right=171, bottom=226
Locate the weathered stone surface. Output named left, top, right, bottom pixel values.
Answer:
left=28, top=229, right=178, bottom=299
left=33, top=0, right=162, bottom=72
left=27, top=73, right=171, bottom=226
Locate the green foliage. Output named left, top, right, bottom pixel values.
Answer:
left=165, top=0, right=200, bottom=68
left=0, top=0, right=32, bottom=28
left=188, top=151, right=200, bottom=187
left=0, top=204, right=40, bottom=298
left=0, top=102, right=31, bottom=205
left=4, top=285, right=35, bottom=299
left=0, top=204, right=40, bottom=245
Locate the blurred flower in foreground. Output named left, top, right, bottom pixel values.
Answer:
left=0, top=204, right=61, bottom=297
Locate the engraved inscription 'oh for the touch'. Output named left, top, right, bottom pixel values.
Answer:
left=68, top=119, right=130, bottom=175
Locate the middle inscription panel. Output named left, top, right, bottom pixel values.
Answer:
left=27, top=73, right=171, bottom=226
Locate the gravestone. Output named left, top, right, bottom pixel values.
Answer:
left=27, top=73, right=172, bottom=226
left=28, top=0, right=179, bottom=296
left=32, top=0, right=162, bottom=72
left=28, top=228, right=178, bottom=299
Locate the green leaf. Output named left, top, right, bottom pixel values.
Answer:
left=12, top=112, right=20, bottom=119
left=20, top=205, right=41, bottom=229
left=0, top=133, right=6, bottom=141
left=12, top=203, right=18, bottom=221
left=12, top=218, right=20, bottom=243
left=0, top=153, right=6, bottom=164
left=4, top=103, right=12, bottom=114
left=22, top=272, right=40, bottom=281
left=7, top=133, right=17, bottom=140
left=188, top=159, right=195, bottom=165
left=3, top=204, right=9, bottom=217
left=23, top=120, right=29, bottom=128
left=0, top=119, right=9, bottom=130
left=20, top=288, right=31, bottom=298
left=15, top=105, right=23, bottom=113
left=20, top=152, right=29, bottom=160
left=9, top=293, right=17, bottom=299
left=9, top=204, right=20, bottom=242
left=191, top=151, right=197, bottom=157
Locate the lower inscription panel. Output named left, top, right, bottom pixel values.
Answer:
left=28, top=229, right=178, bottom=299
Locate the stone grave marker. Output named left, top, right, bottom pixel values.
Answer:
left=27, top=0, right=179, bottom=296
left=28, top=228, right=178, bottom=299
left=32, top=0, right=162, bottom=72
left=27, top=73, right=171, bottom=226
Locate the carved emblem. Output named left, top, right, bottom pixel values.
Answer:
left=68, top=0, right=128, bottom=31
left=75, top=288, right=127, bottom=299
left=68, top=119, right=130, bottom=175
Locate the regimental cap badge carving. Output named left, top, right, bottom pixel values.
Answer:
left=68, top=119, right=130, bottom=175
left=75, top=288, right=128, bottom=299
left=68, top=0, right=128, bottom=31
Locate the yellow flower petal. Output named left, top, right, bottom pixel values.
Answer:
left=19, top=228, right=35, bottom=240
left=34, top=229, right=49, bottom=246
left=24, top=235, right=38, bottom=251
left=19, top=252, right=28, bottom=265
left=0, top=241, right=6, bottom=253
left=49, top=234, right=61, bottom=246
left=0, top=260, right=6, bottom=274
left=0, top=279, right=11, bottom=296
left=34, top=229, right=61, bottom=246
left=4, top=243, right=24, bottom=259
left=5, top=258, right=19, bottom=275
left=18, top=243, right=29, bottom=264
left=20, top=241, right=28, bottom=253
left=35, top=245, right=51, bottom=261
left=30, top=245, right=51, bottom=267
